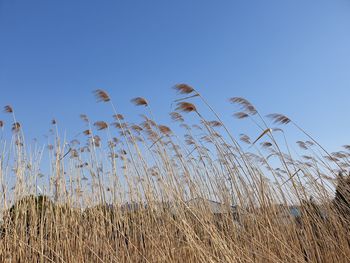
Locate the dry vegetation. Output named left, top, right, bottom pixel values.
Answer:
left=0, top=85, right=349, bottom=262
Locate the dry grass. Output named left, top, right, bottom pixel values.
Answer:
left=0, top=88, right=349, bottom=262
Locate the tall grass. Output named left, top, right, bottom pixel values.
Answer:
left=0, top=86, right=349, bottom=262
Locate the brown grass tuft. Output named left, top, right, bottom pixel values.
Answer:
left=173, top=83, right=195, bottom=94
left=4, top=105, right=13, bottom=113
left=297, top=141, right=308, bottom=150
left=170, top=112, right=184, bottom=122
left=239, top=134, right=251, bottom=144
left=113, top=114, right=124, bottom=120
left=92, top=135, right=101, bottom=147
left=175, top=102, right=197, bottom=113
left=158, top=125, right=172, bottom=135
left=131, top=124, right=143, bottom=132
left=11, top=122, right=21, bottom=133
left=206, top=120, right=222, bottom=127
left=131, top=97, right=148, bottom=106
left=343, top=145, right=350, bottom=151
left=83, top=129, right=91, bottom=136
left=80, top=114, right=89, bottom=122
left=94, top=121, right=108, bottom=130
left=94, top=89, right=110, bottom=102
left=233, top=112, right=249, bottom=119
left=267, top=113, right=291, bottom=125
left=229, top=97, right=257, bottom=115
left=261, top=142, right=273, bottom=148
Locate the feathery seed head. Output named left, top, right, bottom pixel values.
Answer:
left=131, top=124, right=143, bottom=132
left=173, top=83, right=195, bottom=94
left=267, top=113, right=291, bottom=125
left=80, top=114, right=89, bottom=122
left=113, top=114, right=124, bottom=120
left=176, top=102, right=197, bottom=113
left=170, top=112, right=184, bottom=122
left=83, top=129, right=91, bottom=136
left=158, top=125, right=172, bottom=135
left=206, top=120, right=222, bottom=127
left=94, top=121, right=108, bottom=130
left=342, top=145, right=350, bottom=152
left=297, top=141, right=308, bottom=150
left=4, top=105, right=13, bottom=113
left=12, top=122, right=21, bottom=133
left=233, top=112, right=249, bottom=119
left=261, top=142, right=273, bottom=148
left=131, top=97, right=148, bottom=106
left=94, top=89, right=110, bottom=102
left=93, top=135, right=101, bottom=147
left=240, top=134, right=251, bottom=144
left=230, top=97, right=257, bottom=115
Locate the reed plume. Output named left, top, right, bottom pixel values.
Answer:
left=113, top=114, right=124, bottom=120
left=94, top=121, right=108, bottom=130
left=233, top=112, right=249, bottom=119
left=266, top=113, right=291, bottom=125
left=4, top=105, right=13, bottom=113
left=173, top=83, right=195, bottom=94
left=158, top=125, right=172, bottom=135
left=11, top=122, right=21, bottom=133
left=131, top=97, right=148, bottom=106
left=94, top=89, right=110, bottom=102
left=80, top=114, right=89, bottom=123
left=175, top=102, right=197, bottom=113
left=83, top=129, right=91, bottom=135
left=170, top=112, right=184, bottom=122
left=229, top=97, right=257, bottom=115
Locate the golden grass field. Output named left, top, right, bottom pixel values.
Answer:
left=0, top=85, right=349, bottom=262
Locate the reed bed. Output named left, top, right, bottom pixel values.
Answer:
left=0, top=85, right=349, bottom=262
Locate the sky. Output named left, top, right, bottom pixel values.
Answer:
left=0, top=0, right=350, bottom=153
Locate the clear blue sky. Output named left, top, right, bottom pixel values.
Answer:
left=0, top=0, right=350, bottom=151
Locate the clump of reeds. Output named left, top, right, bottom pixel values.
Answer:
left=0, top=86, right=348, bottom=262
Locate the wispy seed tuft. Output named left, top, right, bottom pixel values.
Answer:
left=239, top=134, right=251, bottom=144
left=229, top=97, right=257, bottom=115
left=206, top=120, right=222, bottom=127
left=4, top=105, right=13, bottom=113
left=80, top=114, right=89, bottom=123
left=158, top=125, right=172, bottom=135
left=176, top=102, right=197, bottom=113
left=12, top=122, right=21, bottom=133
left=131, top=97, right=148, bottom=106
left=343, top=145, right=350, bottom=151
left=170, top=112, right=184, bottom=122
left=94, top=121, right=108, bottom=130
left=83, top=129, right=91, bottom=136
left=173, top=83, right=195, bottom=94
left=94, top=89, right=110, bottom=102
left=113, top=114, right=124, bottom=120
left=266, top=113, right=291, bottom=125
left=233, top=112, right=249, bottom=119
left=93, top=135, right=101, bottom=147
